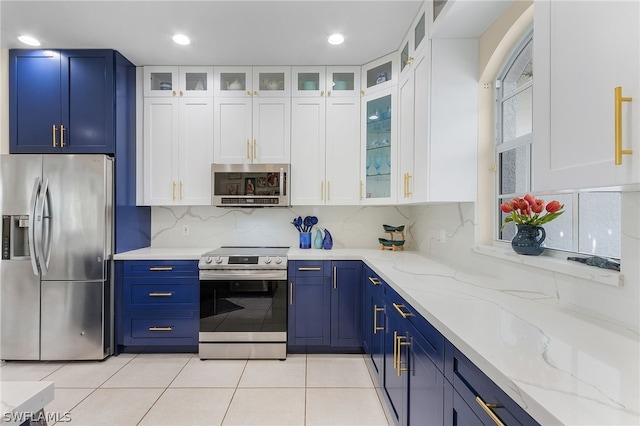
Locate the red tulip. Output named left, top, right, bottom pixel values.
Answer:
left=500, top=201, right=514, bottom=213
left=524, top=193, right=536, bottom=206
left=531, top=199, right=545, bottom=214
left=516, top=198, right=529, bottom=212
left=546, top=200, right=562, bottom=213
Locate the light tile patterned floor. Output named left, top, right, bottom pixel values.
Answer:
left=0, top=353, right=390, bottom=426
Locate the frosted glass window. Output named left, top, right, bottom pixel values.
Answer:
left=499, top=146, right=528, bottom=195
left=578, top=193, right=621, bottom=258
left=501, top=87, right=532, bottom=143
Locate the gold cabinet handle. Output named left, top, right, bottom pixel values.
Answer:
left=360, top=90, right=365, bottom=96
left=52, top=125, right=58, bottom=147
left=393, top=331, right=398, bottom=373
left=298, top=267, right=321, bottom=271
left=615, top=86, right=633, bottom=165
left=179, top=90, right=184, bottom=97
left=246, top=139, right=251, bottom=159
left=406, top=56, right=414, bottom=66
left=396, top=334, right=410, bottom=376
left=253, top=140, right=257, bottom=159
left=172, top=90, right=176, bottom=96
left=475, top=396, right=505, bottom=426
left=327, top=91, right=332, bottom=97
left=360, top=181, right=364, bottom=200
left=148, top=326, right=173, bottom=332
left=373, top=305, right=384, bottom=333
left=60, top=125, right=65, bottom=147
left=289, top=282, right=293, bottom=305
left=333, top=266, right=337, bottom=289
left=406, top=173, right=412, bottom=197
left=172, top=181, right=176, bottom=201
left=148, top=292, right=173, bottom=297
left=149, top=267, right=173, bottom=271
left=327, top=181, right=331, bottom=201
left=254, top=90, right=258, bottom=96
left=246, top=90, right=252, bottom=96
left=392, top=303, right=414, bottom=319
left=368, top=276, right=381, bottom=285
left=180, top=181, right=183, bottom=200
left=320, top=181, right=324, bottom=201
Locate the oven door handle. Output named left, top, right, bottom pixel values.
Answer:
left=199, top=269, right=287, bottom=281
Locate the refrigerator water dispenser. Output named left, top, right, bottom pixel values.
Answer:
left=2, top=215, right=31, bottom=260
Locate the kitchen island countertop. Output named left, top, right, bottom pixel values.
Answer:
left=114, top=246, right=640, bottom=425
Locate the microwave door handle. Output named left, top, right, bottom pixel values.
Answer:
left=28, top=178, right=41, bottom=275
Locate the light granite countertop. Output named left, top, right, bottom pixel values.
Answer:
left=1, top=381, right=54, bottom=425
left=114, top=246, right=640, bottom=425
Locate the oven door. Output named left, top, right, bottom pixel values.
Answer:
left=199, top=269, right=287, bottom=359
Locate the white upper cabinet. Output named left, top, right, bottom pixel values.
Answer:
left=292, top=66, right=361, bottom=98
left=361, top=52, right=399, bottom=96
left=361, top=88, right=398, bottom=204
left=290, top=82, right=360, bottom=205
left=143, top=97, right=213, bottom=205
left=144, top=66, right=213, bottom=97
left=214, top=66, right=291, bottom=164
left=533, top=0, right=639, bottom=191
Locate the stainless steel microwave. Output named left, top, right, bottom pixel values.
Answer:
left=211, top=163, right=290, bottom=207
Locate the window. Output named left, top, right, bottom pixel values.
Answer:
left=495, top=33, right=621, bottom=259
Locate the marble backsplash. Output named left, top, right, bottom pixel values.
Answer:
left=150, top=205, right=417, bottom=250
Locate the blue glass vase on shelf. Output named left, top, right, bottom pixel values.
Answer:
left=299, top=232, right=311, bottom=249
left=322, top=229, right=333, bottom=250
left=314, top=229, right=323, bottom=249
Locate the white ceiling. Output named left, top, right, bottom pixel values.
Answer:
left=0, top=0, right=427, bottom=67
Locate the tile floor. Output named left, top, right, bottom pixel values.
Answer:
left=0, top=353, right=391, bottom=426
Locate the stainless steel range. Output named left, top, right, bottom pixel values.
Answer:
left=198, top=246, right=288, bottom=359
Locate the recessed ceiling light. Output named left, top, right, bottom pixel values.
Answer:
left=18, top=35, right=41, bottom=46
left=327, top=33, right=344, bottom=45
left=172, top=34, right=191, bottom=46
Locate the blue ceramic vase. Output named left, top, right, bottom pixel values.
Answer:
left=511, top=224, right=546, bottom=255
left=314, top=229, right=323, bottom=249
left=322, top=229, right=333, bottom=250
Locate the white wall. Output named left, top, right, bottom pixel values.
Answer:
left=1, top=49, right=9, bottom=154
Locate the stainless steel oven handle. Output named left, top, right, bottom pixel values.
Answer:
left=199, top=269, right=287, bottom=281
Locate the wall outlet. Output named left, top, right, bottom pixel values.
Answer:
left=439, top=229, right=446, bottom=243
left=182, top=225, right=190, bottom=236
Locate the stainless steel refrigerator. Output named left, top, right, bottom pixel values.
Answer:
left=1, top=154, right=113, bottom=361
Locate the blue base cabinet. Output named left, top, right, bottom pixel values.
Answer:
left=288, top=260, right=362, bottom=352
left=115, top=260, right=199, bottom=354
left=362, top=263, right=539, bottom=426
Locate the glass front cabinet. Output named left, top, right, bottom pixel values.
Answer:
left=144, top=66, right=214, bottom=97
left=361, top=89, right=397, bottom=204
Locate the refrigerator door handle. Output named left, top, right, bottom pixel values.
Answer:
left=28, top=178, right=41, bottom=276
left=34, top=178, right=51, bottom=277
left=41, top=181, right=53, bottom=273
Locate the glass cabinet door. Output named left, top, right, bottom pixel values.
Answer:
left=253, top=66, right=291, bottom=96
left=214, top=67, right=252, bottom=97
left=292, top=66, right=325, bottom=97
left=180, top=67, right=213, bottom=97
left=363, top=93, right=394, bottom=201
left=327, top=66, right=360, bottom=97
left=144, top=66, right=179, bottom=97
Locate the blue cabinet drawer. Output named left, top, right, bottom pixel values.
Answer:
left=125, top=311, right=198, bottom=345
left=452, top=348, right=539, bottom=426
left=123, top=260, right=198, bottom=277
left=288, top=260, right=329, bottom=277
left=126, top=277, right=198, bottom=310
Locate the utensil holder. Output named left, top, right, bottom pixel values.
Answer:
left=299, top=232, right=311, bottom=249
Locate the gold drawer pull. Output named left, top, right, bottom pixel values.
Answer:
left=148, top=292, right=173, bottom=297
left=475, top=396, right=505, bottom=426
left=392, top=303, right=414, bottom=319
left=298, top=267, right=321, bottom=271
left=373, top=306, right=384, bottom=333
left=148, top=326, right=173, bottom=332
left=368, top=276, right=381, bottom=285
left=149, top=267, right=173, bottom=271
